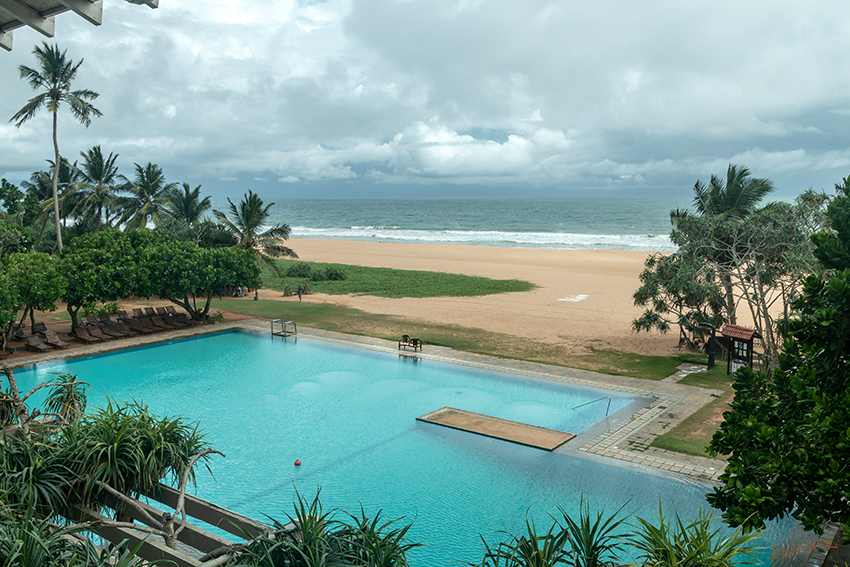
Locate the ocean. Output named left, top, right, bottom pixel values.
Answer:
left=210, top=195, right=695, bottom=252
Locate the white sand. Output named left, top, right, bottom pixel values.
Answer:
left=258, top=239, right=681, bottom=356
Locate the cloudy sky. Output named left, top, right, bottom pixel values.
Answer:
left=2, top=0, right=850, bottom=198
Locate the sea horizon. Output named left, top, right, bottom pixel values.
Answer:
left=211, top=195, right=700, bottom=253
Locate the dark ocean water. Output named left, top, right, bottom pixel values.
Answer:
left=210, top=195, right=695, bottom=252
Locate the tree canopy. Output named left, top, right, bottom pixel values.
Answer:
left=708, top=179, right=850, bottom=532
left=141, top=241, right=260, bottom=320
left=214, top=190, right=297, bottom=276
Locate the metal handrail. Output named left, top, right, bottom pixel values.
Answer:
left=573, top=396, right=611, bottom=416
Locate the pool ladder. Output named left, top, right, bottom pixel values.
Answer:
left=573, top=396, right=611, bottom=416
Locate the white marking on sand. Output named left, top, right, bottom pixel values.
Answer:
left=558, top=294, right=589, bottom=302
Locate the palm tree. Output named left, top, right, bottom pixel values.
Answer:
left=165, top=183, right=211, bottom=225
left=47, top=157, right=84, bottom=230
left=671, top=164, right=774, bottom=222
left=117, top=162, right=177, bottom=230
left=671, top=164, right=775, bottom=324
left=73, top=145, right=121, bottom=231
left=9, top=43, right=102, bottom=253
left=20, top=170, right=55, bottom=251
left=214, top=190, right=298, bottom=276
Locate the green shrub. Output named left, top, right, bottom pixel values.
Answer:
left=80, top=300, right=97, bottom=316
left=316, top=266, right=346, bottom=281
left=285, top=262, right=314, bottom=279
left=99, top=301, right=119, bottom=314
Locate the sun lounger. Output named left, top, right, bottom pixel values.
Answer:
left=85, top=326, right=113, bottom=341
left=144, top=307, right=157, bottom=317
left=98, top=313, right=114, bottom=324
left=13, top=329, right=31, bottom=341
left=151, top=316, right=175, bottom=330
left=139, top=319, right=161, bottom=333
left=132, top=308, right=145, bottom=319
left=74, top=328, right=102, bottom=344
left=117, top=310, right=134, bottom=323
left=26, top=336, right=53, bottom=352
left=165, top=306, right=199, bottom=325
left=94, top=324, right=126, bottom=339
left=85, top=315, right=101, bottom=326
left=112, top=322, right=139, bottom=337
left=43, top=331, right=70, bottom=349
left=33, top=322, right=49, bottom=335
left=156, top=307, right=169, bottom=316
left=128, top=319, right=154, bottom=335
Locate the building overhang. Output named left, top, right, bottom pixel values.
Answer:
left=0, top=0, right=157, bottom=52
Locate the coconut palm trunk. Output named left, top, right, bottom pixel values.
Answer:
left=52, top=111, right=63, bottom=251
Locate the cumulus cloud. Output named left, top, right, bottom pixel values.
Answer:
left=2, top=0, right=850, bottom=196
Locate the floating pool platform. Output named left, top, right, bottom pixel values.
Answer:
left=417, top=407, right=576, bottom=451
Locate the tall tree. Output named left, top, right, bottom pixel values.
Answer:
left=47, top=156, right=83, bottom=231
left=9, top=43, right=101, bottom=253
left=671, top=164, right=775, bottom=323
left=165, top=182, right=211, bottom=225
left=73, top=145, right=121, bottom=231
left=117, top=163, right=177, bottom=230
left=684, top=164, right=775, bottom=221
left=20, top=170, right=55, bottom=251
left=708, top=180, right=850, bottom=532
left=141, top=242, right=261, bottom=320
left=214, top=190, right=297, bottom=276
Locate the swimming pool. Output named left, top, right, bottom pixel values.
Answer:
left=15, top=330, right=793, bottom=565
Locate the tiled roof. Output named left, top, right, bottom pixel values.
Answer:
left=721, top=324, right=760, bottom=341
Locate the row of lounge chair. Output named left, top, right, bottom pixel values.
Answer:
left=8, top=306, right=201, bottom=353
left=72, top=307, right=200, bottom=344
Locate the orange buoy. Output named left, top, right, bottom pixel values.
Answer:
left=294, top=459, right=301, bottom=466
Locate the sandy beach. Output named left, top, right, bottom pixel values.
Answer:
left=260, top=239, right=681, bottom=356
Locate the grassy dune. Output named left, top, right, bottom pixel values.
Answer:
left=261, top=260, right=536, bottom=298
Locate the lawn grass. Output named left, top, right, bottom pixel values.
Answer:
left=650, top=365, right=734, bottom=458
left=261, top=260, right=536, bottom=298
left=217, top=299, right=708, bottom=381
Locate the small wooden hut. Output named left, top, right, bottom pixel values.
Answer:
left=721, top=324, right=761, bottom=374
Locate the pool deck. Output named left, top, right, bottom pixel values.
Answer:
left=4, top=318, right=727, bottom=484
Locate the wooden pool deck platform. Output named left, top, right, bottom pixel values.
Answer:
left=417, top=407, right=576, bottom=451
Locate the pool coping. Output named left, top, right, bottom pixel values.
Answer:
left=4, top=319, right=727, bottom=484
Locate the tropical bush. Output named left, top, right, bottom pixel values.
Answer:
left=0, top=506, right=155, bottom=567
left=59, top=400, right=209, bottom=507
left=231, top=490, right=420, bottom=567
left=285, top=262, right=315, bottom=279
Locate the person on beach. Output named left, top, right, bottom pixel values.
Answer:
left=297, top=285, right=303, bottom=302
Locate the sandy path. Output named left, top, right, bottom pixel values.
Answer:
left=256, top=239, right=680, bottom=356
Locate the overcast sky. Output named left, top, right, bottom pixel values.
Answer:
left=2, top=0, right=850, bottom=198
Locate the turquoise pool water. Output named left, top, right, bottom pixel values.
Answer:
left=15, top=331, right=791, bottom=565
